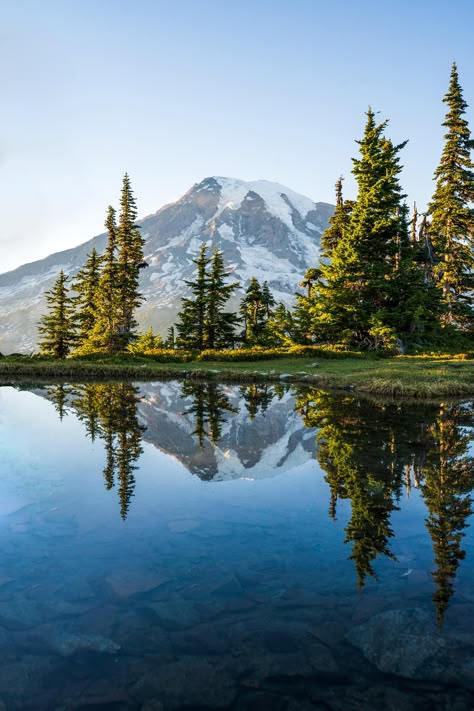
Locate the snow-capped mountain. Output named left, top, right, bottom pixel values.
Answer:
left=138, top=382, right=317, bottom=481
left=0, top=176, right=333, bottom=353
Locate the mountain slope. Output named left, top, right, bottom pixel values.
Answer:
left=138, top=382, right=316, bottom=481
left=0, top=176, right=333, bottom=353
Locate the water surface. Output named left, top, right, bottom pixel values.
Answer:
left=0, top=380, right=474, bottom=710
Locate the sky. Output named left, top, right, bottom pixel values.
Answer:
left=1, top=0, right=474, bottom=272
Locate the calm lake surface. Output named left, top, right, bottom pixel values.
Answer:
left=1, top=380, right=474, bottom=710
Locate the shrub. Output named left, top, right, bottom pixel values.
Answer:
left=196, top=345, right=367, bottom=362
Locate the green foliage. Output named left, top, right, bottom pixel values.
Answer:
left=305, top=109, right=435, bottom=349
left=320, top=177, right=353, bottom=258
left=206, top=248, right=240, bottom=348
left=38, top=271, right=77, bottom=358
left=165, top=326, right=175, bottom=349
left=264, top=303, right=296, bottom=347
left=196, top=344, right=366, bottom=361
left=75, top=175, right=146, bottom=355
left=71, top=248, right=103, bottom=341
left=428, top=63, right=474, bottom=327
left=78, top=205, right=122, bottom=354
left=176, top=244, right=239, bottom=350
left=127, top=326, right=163, bottom=353
left=239, top=277, right=276, bottom=345
left=115, top=173, right=147, bottom=344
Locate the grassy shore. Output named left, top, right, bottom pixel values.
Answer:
left=1, top=354, right=474, bottom=398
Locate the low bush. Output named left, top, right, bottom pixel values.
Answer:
left=196, top=345, right=367, bottom=361
left=138, top=348, right=194, bottom=363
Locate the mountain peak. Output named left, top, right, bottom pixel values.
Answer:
left=191, top=176, right=318, bottom=223
left=0, top=177, right=334, bottom=354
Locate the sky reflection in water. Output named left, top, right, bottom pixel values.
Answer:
left=0, top=381, right=474, bottom=710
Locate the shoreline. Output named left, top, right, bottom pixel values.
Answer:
left=1, top=356, right=474, bottom=398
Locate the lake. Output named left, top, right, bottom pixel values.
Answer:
left=0, top=380, right=473, bottom=710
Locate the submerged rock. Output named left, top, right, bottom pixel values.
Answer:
left=48, top=631, right=121, bottom=656
left=130, top=658, right=237, bottom=708
left=347, top=607, right=446, bottom=677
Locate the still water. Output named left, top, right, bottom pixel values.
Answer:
left=0, top=380, right=474, bottom=710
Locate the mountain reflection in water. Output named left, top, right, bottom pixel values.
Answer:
left=36, top=380, right=474, bottom=625
left=2, top=380, right=474, bottom=709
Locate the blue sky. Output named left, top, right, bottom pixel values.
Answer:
left=1, top=0, right=474, bottom=271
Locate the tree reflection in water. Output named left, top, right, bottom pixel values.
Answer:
left=295, top=389, right=474, bottom=624
left=48, top=382, right=144, bottom=519
left=44, top=380, right=474, bottom=622
left=181, top=380, right=238, bottom=447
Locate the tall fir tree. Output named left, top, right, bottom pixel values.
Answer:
left=264, top=302, right=295, bottom=347
left=239, top=277, right=268, bottom=344
left=175, top=244, right=239, bottom=350
left=320, top=177, right=353, bottom=259
left=206, top=247, right=240, bottom=349
left=71, top=248, right=103, bottom=343
left=293, top=268, right=322, bottom=344
left=76, top=206, right=121, bottom=353
left=428, top=62, right=474, bottom=327
left=38, top=271, right=77, bottom=358
left=261, top=281, right=276, bottom=319
left=165, top=326, right=175, bottom=349
left=116, top=173, right=147, bottom=345
left=311, top=109, right=428, bottom=348
left=176, top=243, right=210, bottom=350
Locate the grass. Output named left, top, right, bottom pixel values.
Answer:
left=1, top=353, right=474, bottom=398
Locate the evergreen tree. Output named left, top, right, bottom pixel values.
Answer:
left=127, top=326, right=163, bottom=353
left=320, top=177, right=353, bottom=258
left=165, top=326, right=175, bottom=349
left=428, top=63, right=474, bottom=326
left=38, top=271, right=77, bottom=358
left=312, top=109, right=427, bottom=348
left=71, top=248, right=103, bottom=343
left=264, top=302, right=295, bottom=346
left=175, top=244, right=239, bottom=350
left=206, top=247, right=240, bottom=349
left=239, top=277, right=267, bottom=344
left=176, top=243, right=210, bottom=350
left=77, top=205, right=122, bottom=353
left=116, top=173, right=147, bottom=345
left=293, top=268, right=322, bottom=344
left=261, top=281, right=276, bottom=318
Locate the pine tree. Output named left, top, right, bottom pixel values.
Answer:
left=127, top=326, right=163, bottom=353
left=320, top=177, right=353, bottom=258
left=116, top=173, right=147, bottom=345
left=265, top=302, right=295, bottom=346
left=261, top=281, right=276, bottom=319
left=71, top=248, right=103, bottom=343
left=38, top=271, right=77, bottom=358
left=239, top=277, right=266, bottom=344
left=176, top=243, right=210, bottom=350
left=76, top=206, right=121, bottom=353
left=428, top=62, right=474, bottom=327
left=175, top=244, right=239, bottom=350
left=312, top=109, right=424, bottom=348
left=165, top=326, right=175, bottom=349
left=206, top=248, right=239, bottom=349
